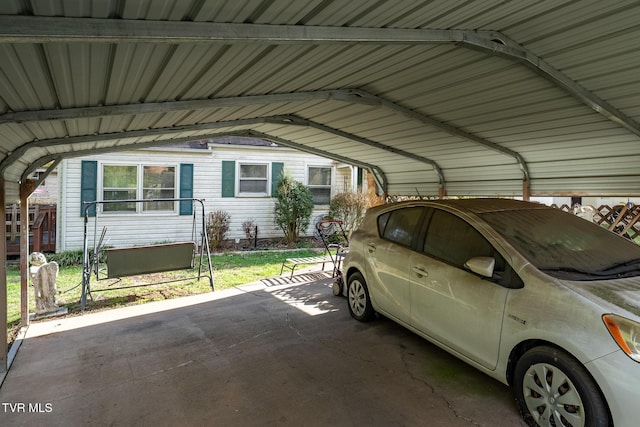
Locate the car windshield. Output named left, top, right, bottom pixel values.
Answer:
left=479, top=208, right=640, bottom=281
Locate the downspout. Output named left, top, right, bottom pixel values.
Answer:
left=349, top=165, right=356, bottom=192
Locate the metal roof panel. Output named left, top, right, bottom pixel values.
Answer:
left=2, top=2, right=640, bottom=202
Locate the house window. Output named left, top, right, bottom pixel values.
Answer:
left=103, top=165, right=137, bottom=212
left=102, top=164, right=176, bottom=213
left=239, top=163, right=269, bottom=195
left=308, top=166, right=332, bottom=205
left=143, top=165, right=176, bottom=211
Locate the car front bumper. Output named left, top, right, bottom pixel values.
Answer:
left=586, top=349, right=640, bottom=426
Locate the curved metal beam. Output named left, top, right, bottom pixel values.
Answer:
left=0, top=89, right=376, bottom=125
left=467, top=31, right=640, bottom=139
left=261, top=115, right=445, bottom=186
left=0, top=87, right=512, bottom=182
left=0, top=116, right=340, bottom=173
left=0, top=118, right=269, bottom=174
left=0, top=16, right=636, bottom=139
left=231, top=130, right=388, bottom=195
left=343, top=90, right=530, bottom=181
left=4, top=114, right=435, bottom=192
left=20, top=133, right=237, bottom=182
left=0, top=87, right=514, bottom=184
left=11, top=118, right=392, bottom=192
left=21, top=129, right=389, bottom=195
left=0, top=16, right=482, bottom=44
left=3, top=17, right=637, bottom=189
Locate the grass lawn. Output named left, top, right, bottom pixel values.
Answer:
left=5, top=248, right=322, bottom=344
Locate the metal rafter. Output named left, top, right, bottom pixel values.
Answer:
left=11, top=117, right=396, bottom=191
left=231, top=130, right=388, bottom=194
left=0, top=16, right=637, bottom=139
left=342, top=91, right=529, bottom=181
left=0, top=90, right=377, bottom=125
left=470, top=31, right=640, bottom=138
left=0, top=88, right=504, bottom=183
left=0, top=87, right=518, bottom=175
left=3, top=114, right=442, bottom=191
left=0, top=16, right=508, bottom=44
left=264, top=115, right=445, bottom=186
left=21, top=134, right=232, bottom=181
left=23, top=129, right=389, bottom=194
left=0, top=117, right=270, bottom=174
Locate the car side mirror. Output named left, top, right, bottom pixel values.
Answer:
left=465, top=257, right=495, bottom=278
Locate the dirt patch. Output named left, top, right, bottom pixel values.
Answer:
left=213, top=236, right=324, bottom=252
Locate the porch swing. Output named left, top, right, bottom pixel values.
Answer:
left=80, top=198, right=214, bottom=310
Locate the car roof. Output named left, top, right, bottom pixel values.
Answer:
left=371, top=198, right=550, bottom=215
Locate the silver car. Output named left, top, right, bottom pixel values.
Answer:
left=342, top=198, right=640, bottom=427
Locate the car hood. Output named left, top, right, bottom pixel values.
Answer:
left=561, top=276, right=640, bottom=319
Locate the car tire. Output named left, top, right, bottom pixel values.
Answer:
left=332, top=280, right=343, bottom=296
left=347, top=272, right=375, bottom=322
left=513, top=346, right=610, bottom=427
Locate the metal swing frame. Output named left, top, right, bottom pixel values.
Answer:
left=80, top=198, right=214, bottom=310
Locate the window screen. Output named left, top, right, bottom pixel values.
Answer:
left=102, top=165, right=137, bottom=212
left=143, top=165, right=175, bottom=211
left=308, top=166, right=332, bottom=205
left=239, top=163, right=268, bottom=194
left=102, top=164, right=176, bottom=213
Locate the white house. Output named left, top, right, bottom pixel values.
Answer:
left=56, top=138, right=363, bottom=252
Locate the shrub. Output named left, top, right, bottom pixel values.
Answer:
left=241, top=218, right=257, bottom=240
left=45, top=248, right=108, bottom=268
left=45, top=250, right=84, bottom=267
left=328, top=192, right=368, bottom=235
left=207, top=210, right=231, bottom=249
left=274, top=173, right=313, bottom=244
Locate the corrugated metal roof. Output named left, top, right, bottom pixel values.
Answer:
left=1, top=1, right=640, bottom=201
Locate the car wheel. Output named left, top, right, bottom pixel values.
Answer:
left=514, top=346, right=610, bottom=427
left=332, top=280, right=343, bottom=296
left=347, top=272, right=374, bottom=321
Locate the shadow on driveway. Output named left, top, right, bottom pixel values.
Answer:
left=0, top=275, right=525, bottom=426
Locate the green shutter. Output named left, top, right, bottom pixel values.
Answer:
left=271, top=162, right=284, bottom=196
left=221, top=161, right=235, bottom=198
left=179, top=163, right=194, bottom=215
left=80, top=160, right=97, bottom=217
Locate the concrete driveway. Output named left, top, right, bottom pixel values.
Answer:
left=1, top=273, right=526, bottom=426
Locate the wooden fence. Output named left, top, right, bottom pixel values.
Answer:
left=553, top=204, right=640, bottom=240
left=5, top=204, right=56, bottom=256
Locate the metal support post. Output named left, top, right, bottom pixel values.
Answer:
left=1, top=179, right=7, bottom=373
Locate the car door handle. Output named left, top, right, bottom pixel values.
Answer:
left=367, top=243, right=376, bottom=253
left=412, top=266, right=429, bottom=277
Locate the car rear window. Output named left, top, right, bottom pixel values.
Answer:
left=378, top=207, right=423, bottom=247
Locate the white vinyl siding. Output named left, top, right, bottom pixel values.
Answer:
left=59, top=150, right=210, bottom=251
left=58, top=144, right=352, bottom=251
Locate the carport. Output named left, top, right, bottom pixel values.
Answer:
left=1, top=0, right=640, bottom=413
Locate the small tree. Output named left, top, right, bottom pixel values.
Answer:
left=206, top=210, right=231, bottom=250
left=329, top=192, right=368, bottom=236
left=274, top=173, right=313, bottom=244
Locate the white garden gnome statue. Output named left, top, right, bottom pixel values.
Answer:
left=29, top=252, right=60, bottom=315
